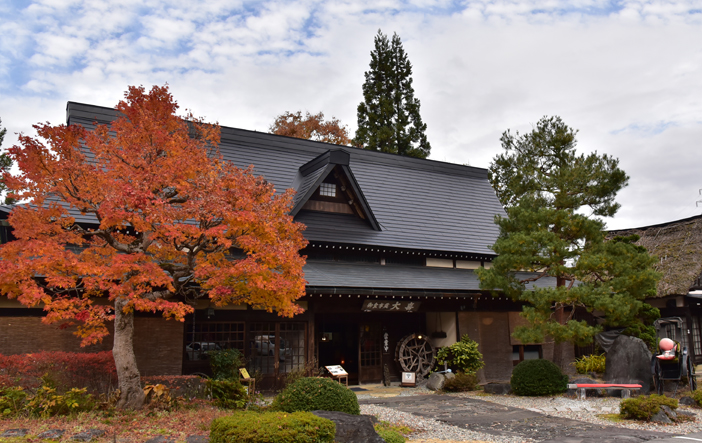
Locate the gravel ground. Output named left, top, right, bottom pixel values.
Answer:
left=360, top=390, right=702, bottom=442
left=360, top=402, right=525, bottom=443
left=457, top=391, right=702, bottom=434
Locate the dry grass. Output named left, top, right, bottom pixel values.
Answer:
left=609, top=217, right=702, bottom=297
left=0, top=400, right=229, bottom=443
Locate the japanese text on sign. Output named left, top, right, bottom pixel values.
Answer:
left=362, top=300, right=421, bottom=312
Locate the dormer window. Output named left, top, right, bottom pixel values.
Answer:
left=319, top=182, right=336, bottom=197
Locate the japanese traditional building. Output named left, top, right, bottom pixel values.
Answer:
left=609, top=214, right=702, bottom=364
left=0, top=102, right=560, bottom=388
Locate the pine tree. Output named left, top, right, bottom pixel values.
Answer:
left=353, top=30, right=430, bottom=159
left=476, top=116, right=659, bottom=366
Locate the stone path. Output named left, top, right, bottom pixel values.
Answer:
left=360, top=395, right=676, bottom=442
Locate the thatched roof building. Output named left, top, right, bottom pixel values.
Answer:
left=609, top=214, right=702, bottom=298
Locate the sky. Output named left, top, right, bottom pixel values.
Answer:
left=1, top=0, right=701, bottom=230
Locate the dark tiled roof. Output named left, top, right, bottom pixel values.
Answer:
left=303, top=260, right=557, bottom=291
left=57, top=102, right=506, bottom=255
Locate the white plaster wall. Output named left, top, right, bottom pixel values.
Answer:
left=426, top=312, right=458, bottom=348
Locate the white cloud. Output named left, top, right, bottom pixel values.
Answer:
left=2, top=0, right=702, bottom=230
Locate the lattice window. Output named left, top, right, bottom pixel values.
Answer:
left=319, top=182, right=336, bottom=197
left=360, top=325, right=381, bottom=368
left=511, top=345, right=542, bottom=366
left=279, top=322, right=306, bottom=374
left=249, top=322, right=277, bottom=375
left=185, top=322, right=245, bottom=361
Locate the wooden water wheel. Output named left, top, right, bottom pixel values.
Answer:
left=395, top=333, right=436, bottom=377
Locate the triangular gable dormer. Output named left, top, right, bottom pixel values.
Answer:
left=290, top=149, right=380, bottom=231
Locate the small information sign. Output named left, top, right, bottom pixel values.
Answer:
left=401, top=371, right=416, bottom=387
left=239, top=368, right=251, bottom=379
left=325, top=365, right=349, bottom=386
left=325, top=365, right=348, bottom=376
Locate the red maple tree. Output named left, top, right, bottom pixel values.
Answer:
left=269, top=110, right=351, bottom=145
left=0, top=86, right=307, bottom=409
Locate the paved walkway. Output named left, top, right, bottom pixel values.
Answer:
left=359, top=395, right=677, bottom=442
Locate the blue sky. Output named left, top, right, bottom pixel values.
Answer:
left=2, top=0, right=702, bottom=229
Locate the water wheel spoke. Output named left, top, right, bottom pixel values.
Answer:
left=395, top=333, right=436, bottom=377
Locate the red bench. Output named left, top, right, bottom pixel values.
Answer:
left=567, top=383, right=643, bottom=399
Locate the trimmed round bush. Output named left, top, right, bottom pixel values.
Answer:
left=210, top=411, right=335, bottom=443
left=510, top=359, right=568, bottom=396
left=272, top=377, right=360, bottom=415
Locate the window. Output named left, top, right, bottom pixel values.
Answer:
left=319, top=183, right=336, bottom=197
left=185, top=322, right=245, bottom=361
left=512, top=345, right=542, bottom=365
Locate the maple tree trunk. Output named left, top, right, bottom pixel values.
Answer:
left=113, top=298, right=145, bottom=410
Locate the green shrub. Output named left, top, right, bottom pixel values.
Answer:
left=25, top=386, right=93, bottom=417
left=210, top=411, right=336, bottom=443
left=442, top=372, right=478, bottom=392
left=436, top=335, right=484, bottom=374
left=207, top=379, right=247, bottom=410
left=374, top=422, right=407, bottom=443
left=272, top=377, right=360, bottom=415
left=0, top=386, right=27, bottom=416
left=692, top=389, right=702, bottom=406
left=510, top=359, right=567, bottom=396
left=620, top=394, right=678, bottom=421
left=574, top=354, right=606, bottom=374
left=208, top=349, right=244, bottom=381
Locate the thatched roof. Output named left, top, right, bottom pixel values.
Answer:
left=608, top=214, right=702, bottom=298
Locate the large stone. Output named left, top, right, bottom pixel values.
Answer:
left=427, top=373, right=446, bottom=391
left=311, top=410, right=385, bottom=443
left=650, top=409, right=672, bottom=424
left=660, top=405, right=677, bottom=421
left=484, top=383, right=512, bottom=395
left=680, top=396, right=696, bottom=406
left=37, top=429, right=66, bottom=440
left=71, top=429, right=106, bottom=442
left=1, top=429, right=28, bottom=438
left=604, top=335, right=652, bottom=394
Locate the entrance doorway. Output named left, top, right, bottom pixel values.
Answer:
left=317, top=317, right=359, bottom=384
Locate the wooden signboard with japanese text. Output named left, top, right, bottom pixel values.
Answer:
left=362, top=300, right=421, bottom=312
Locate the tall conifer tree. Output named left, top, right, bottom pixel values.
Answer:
left=354, top=30, right=431, bottom=159
left=476, top=116, right=659, bottom=369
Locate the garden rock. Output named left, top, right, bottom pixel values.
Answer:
left=145, top=436, right=176, bottom=443
left=650, top=409, right=672, bottom=424
left=604, top=335, right=652, bottom=394
left=661, top=405, right=677, bottom=421
left=484, top=383, right=512, bottom=395
left=1, top=429, right=28, bottom=438
left=312, top=410, right=385, bottom=443
left=680, top=396, right=696, bottom=406
left=427, top=372, right=446, bottom=391
left=185, top=436, right=208, bottom=443
left=37, top=429, right=66, bottom=440
left=71, top=429, right=106, bottom=442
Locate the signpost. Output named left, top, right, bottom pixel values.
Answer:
left=401, top=371, right=416, bottom=387
left=325, top=365, right=349, bottom=386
